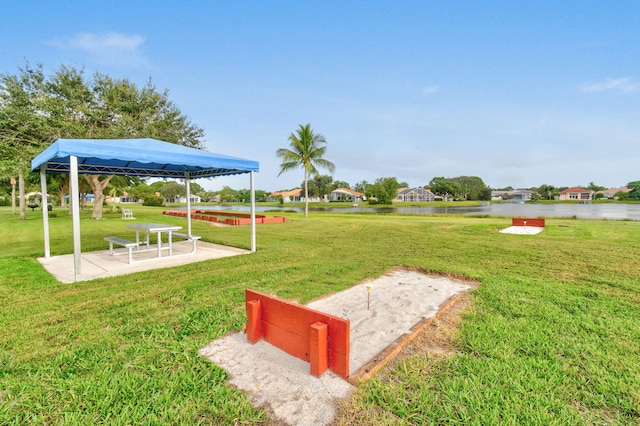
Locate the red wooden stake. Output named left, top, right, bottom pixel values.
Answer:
left=246, top=299, right=262, bottom=344
left=310, top=322, right=328, bottom=377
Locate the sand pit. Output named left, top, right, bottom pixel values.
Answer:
left=199, top=269, right=472, bottom=425
left=500, top=225, right=544, bottom=235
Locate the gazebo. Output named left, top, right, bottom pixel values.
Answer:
left=31, top=138, right=259, bottom=281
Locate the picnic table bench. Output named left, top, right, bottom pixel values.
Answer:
left=172, top=232, right=201, bottom=253
left=104, top=236, right=138, bottom=264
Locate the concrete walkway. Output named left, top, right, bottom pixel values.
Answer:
left=38, top=241, right=250, bottom=283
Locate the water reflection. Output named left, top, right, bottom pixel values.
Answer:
left=179, top=203, right=640, bottom=220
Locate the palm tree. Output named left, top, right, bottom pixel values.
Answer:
left=276, top=124, right=335, bottom=217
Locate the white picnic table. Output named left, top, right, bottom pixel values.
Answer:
left=127, top=223, right=182, bottom=258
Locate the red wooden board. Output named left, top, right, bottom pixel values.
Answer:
left=245, top=289, right=350, bottom=378
left=512, top=217, right=545, bottom=227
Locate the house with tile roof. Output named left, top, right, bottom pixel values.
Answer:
left=395, top=187, right=435, bottom=202
left=491, top=189, right=535, bottom=201
left=165, top=194, right=202, bottom=203
left=267, top=188, right=302, bottom=203
left=558, top=187, right=593, bottom=201
left=267, top=188, right=325, bottom=203
left=596, top=187, right=631, bottom=199
left=329, top=188, right=365, bottom=202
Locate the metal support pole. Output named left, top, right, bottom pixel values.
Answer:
left=185, top=172, right=192, bottom=236
left=70, top=155, right=82, bottom=280
left=250, top=171, right=256, bottom=252
left=40, top=166, right=50, bottom=258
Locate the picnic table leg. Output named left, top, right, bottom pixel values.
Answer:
left=168, top=231, right=173, bottom=256
left=156, top=231, right=162, bottom=257
left=134, top=229, right=141, bottom=251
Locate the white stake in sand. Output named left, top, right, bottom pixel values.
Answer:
left=365, top=283, right=373, bottom=310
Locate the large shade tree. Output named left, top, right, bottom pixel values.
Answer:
left=276, top=124, right=335, bottom=217
left=0, top=63, right=204, bottom=219
left=628, top=180, right=640, bottom=200
left=369, top=177, right=400, bottom=204
left=428, top=176, right=490, bottom=201
left=303, top=174, right=334, bottom=200
left=0, top=64, right=49, bottom=219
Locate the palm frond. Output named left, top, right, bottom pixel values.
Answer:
left=313, top=158, right=336, bottom=173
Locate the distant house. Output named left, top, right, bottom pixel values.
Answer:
left=558, top=187, right=592, bottom=201
left=119, top=191, right=137, bottom=203
left=596, top=187, right=631, bottom=199
left=267, top=188, right=302, bottom=203
left=491, top=189, right=535, bottom=201
left=329, top=188, right=365, bottom=202
left=268, top=188, right=330, bottom=203
left=165, top=195, right=201, bottom=203
left=395, top=187, right=435, bottom=202
left=491, top=191, right=506, bottom=201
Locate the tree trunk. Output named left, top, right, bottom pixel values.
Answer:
left=304, top=168, right=309, bottom=218
left=84, top=175, right=114, bottom=220
left=59, top=187, right=67, bottom=209
left=10, top=176, right=16, bottom=215
left=58, top=175, right=69, bottom=209
left=18, top=172, right=26, bottom=220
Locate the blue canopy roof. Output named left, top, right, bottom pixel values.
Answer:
left=32, top=138, right=259, bottom=178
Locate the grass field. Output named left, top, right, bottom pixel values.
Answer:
left=1, top=205, right=639, bottom=425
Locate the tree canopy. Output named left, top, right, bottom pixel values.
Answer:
left=0, top=63, right=205, bottom=219
left=369, top=177, right=400, bottom=204
left=536, top=184, right=559, bottom=200
left=331, top=180, right=351, bottom=190
left=428, top=176, right=490, bottom=201
left=587, top=182, right=606, bottom=192
left=303, top=175, right=334, bottom=199
left=627, top=181, right=640, bottom=199
left=353, top=180, right=371, bottom=198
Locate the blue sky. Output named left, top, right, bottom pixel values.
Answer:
left=2, top=1, right=639, bottom=192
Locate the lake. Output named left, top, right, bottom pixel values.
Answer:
left=180, top=203, right=640, bottom=221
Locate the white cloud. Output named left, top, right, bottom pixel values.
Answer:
left=421, top=85, right=440, bottom=95
left=578, top=77, right=638, bottom=93
left=49, top=32, right=150, bottom=68
left=69, top=32, right=145, bottom=51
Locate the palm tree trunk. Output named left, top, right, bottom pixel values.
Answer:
left=304, top=168, right=309, bottom=218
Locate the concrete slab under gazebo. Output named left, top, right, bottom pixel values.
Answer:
left=31, top=138, right=259, bottom=282
left=38, top=240, right=251, bottom=283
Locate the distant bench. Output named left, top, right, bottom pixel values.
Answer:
left=120, top=208, right=135, bottom=220
left=104, top=236, right=137, bottom=264
left=172, top=232, right=201, bottom=253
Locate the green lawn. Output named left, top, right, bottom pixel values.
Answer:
left=1, top=206, right=639, bottom=424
